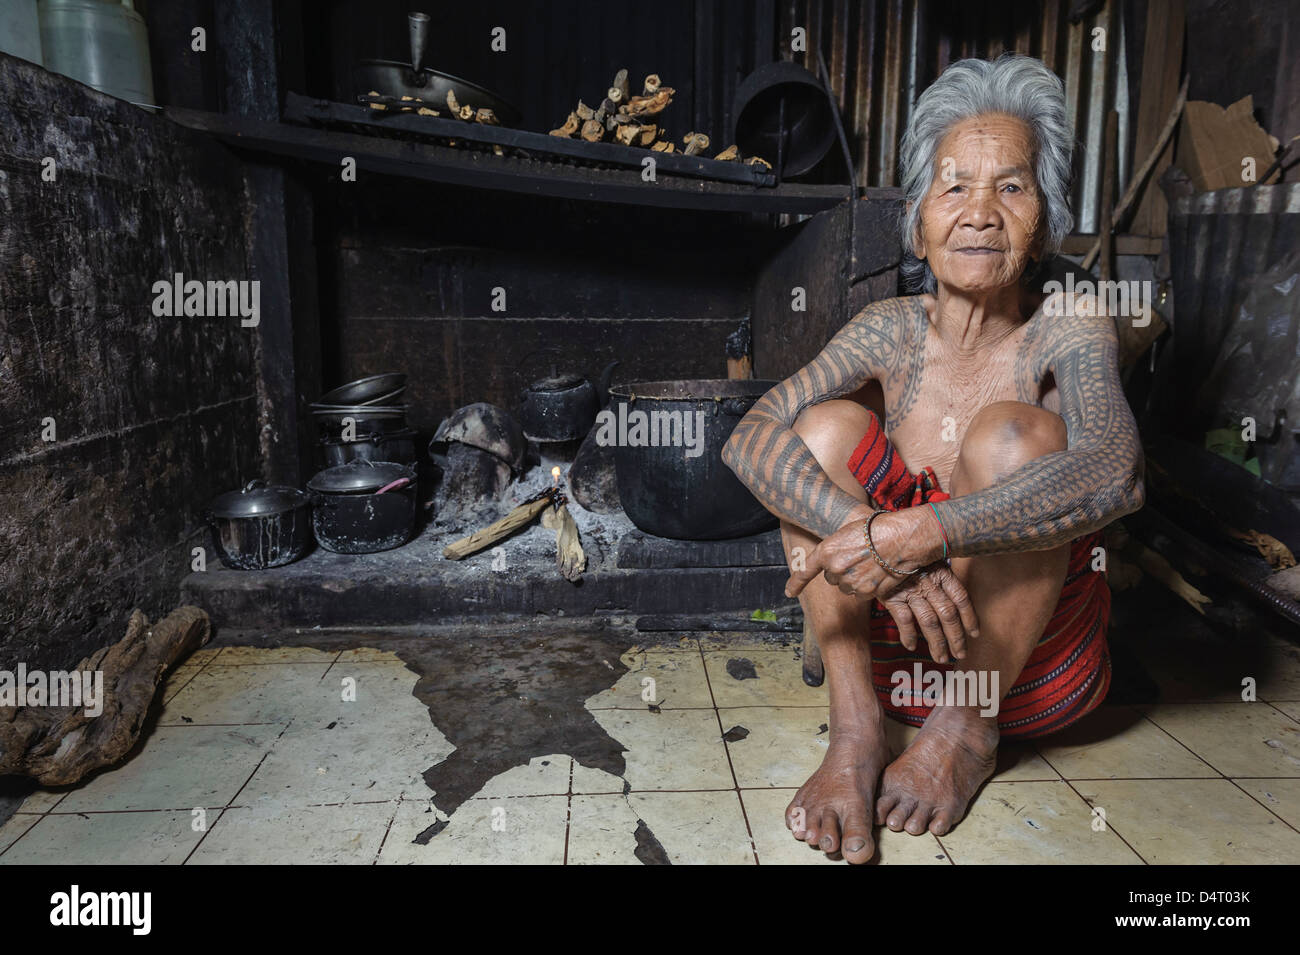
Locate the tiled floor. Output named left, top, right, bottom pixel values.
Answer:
left=2, top=630, right=1300, bottom=864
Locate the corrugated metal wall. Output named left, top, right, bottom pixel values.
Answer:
left=777, top=0, right=1129, bottom=232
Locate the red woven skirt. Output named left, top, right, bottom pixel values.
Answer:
left=847, top=417, right=1112, bottom=740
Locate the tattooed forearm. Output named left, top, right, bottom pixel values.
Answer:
left=722, top=299, right=926, bottom=539
left=935, top=309, right=1145, bottom=556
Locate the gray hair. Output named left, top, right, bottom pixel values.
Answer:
left=898, top=53, right=1074, bottom=293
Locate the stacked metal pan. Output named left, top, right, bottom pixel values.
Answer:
left=310, top=373, right=418, bottom=468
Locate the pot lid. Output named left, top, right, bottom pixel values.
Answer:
left=308, top=460, right=415, bottom=493
left=527, top=373, right=586, bottom=393
left=210, top=481, right=308, bottom=519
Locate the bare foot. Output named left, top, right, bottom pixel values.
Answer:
left=875, top=706, right=998, bottom=836
left=786, top=725, right=889, bottom=863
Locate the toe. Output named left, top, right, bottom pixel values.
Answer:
left=803, top=811, right=823, bottom=846
left=904, top=804, right=933, bottom=835
left=886, top=797, right=917, bottom=831
left=841, top=813, right=875, bottom=864
left=818, top=810, right=842, bottom=854
left=785, top=797, right=807, bottom=837
left=875, top=789, right=900, bottom=826
left=928, top=810, right=954, bottom=835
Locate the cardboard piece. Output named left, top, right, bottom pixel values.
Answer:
left=1176, top=95, right=1281, bottom=192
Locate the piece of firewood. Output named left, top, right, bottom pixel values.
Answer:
left=612, top=68, right=630, bottom=104
left=614, top=123, right=641, bottom=146
left=580, top=118, right=605, bottom=142
left=714, top=144, right=739, bottom=161
left=643, top=74, right=661, bottom=96
left=457, top=104, right=474, bottom=120
left=625, top=88, right=674, bottom=118
left=636, top=124, right=657, bottom=147
left=575, top=100, right=595, bottom=121
left=475, top=108, right=498, bottom=125
left=682, top=131, right=710, bottom=156
left=541, top=499, right=586, bottom=582
left=650, top=140, right=675, bottom=153
left=745, top=155, right=772, bottom=169
left=442, top=489, right=559, bottom=560
left=550, top=111, right=580, bottom=137
left=417, top=106, right=440, bottom=117
left=0, top=606, right=210, bottom=785
left=446, top=89, right=461, bottom=114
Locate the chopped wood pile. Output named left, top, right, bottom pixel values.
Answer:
left=362, top=90, right=501, bottom=127
left=548, top=70, right=771, bottom=168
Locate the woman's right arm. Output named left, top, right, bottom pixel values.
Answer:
left=722, top=299, right=912, bottom=539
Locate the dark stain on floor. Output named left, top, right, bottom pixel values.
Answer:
left=721, top=725, right=749, bottom=743
left=279, top=618, right=640, bottom=837
left=726, top=657, right=758, bottom=680
left=633, top=818, right=672, bottom=864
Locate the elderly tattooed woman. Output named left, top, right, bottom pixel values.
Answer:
left=722, top=54, right=1144, bottom=863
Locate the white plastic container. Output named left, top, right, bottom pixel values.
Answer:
left=38, top=0, right=154, bottom=105
left=0, top=0, right=43, bottom=65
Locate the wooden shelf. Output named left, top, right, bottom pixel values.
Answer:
left=165, top=106, right=852, bottom=215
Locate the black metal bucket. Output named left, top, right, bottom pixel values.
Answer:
left=607, top=379, right=778, bottom=540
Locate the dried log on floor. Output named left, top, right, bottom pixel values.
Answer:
left=442, top=489, right=559, bottom=560
left=0, top=606, right=210, bottom=785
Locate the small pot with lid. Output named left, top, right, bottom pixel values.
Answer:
left=307, top=460, right=418, bottom=554
left=207, top=480, right=313, bottom=570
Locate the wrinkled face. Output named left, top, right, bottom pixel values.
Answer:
left=913, top=113, right=1045, bottom=294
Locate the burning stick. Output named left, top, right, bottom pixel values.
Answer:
left=541, top=467, right=586, bottom=581
left=442, top=487, right=561, bottom=560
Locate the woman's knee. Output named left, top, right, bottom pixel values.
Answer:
left=792, top=400, right=877, bottom=500
left=952, top=401, right=1066, bottom=493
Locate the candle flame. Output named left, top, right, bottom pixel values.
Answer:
left=551, top=466, right=561, bottom=486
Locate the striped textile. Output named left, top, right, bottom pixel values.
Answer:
left=846, top=423, right=1112, bottom=739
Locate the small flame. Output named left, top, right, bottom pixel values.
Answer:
left=551, top=466, right=561, bottom=487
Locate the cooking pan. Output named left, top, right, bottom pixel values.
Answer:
left=354, top=11, right=521, bottom=127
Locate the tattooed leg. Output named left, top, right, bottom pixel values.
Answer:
left=878, top=401, right=1070, bottom=836
left=779, top=400, right=889, bottom=864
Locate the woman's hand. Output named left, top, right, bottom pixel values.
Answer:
left=785, top=508, right=980, bottom=660
left=878, top=563, right=980, bottom=662
left=786, top=508, right=937, bottom=601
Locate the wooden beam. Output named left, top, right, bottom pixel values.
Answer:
left=1129, top=0, right=1186, bottom=238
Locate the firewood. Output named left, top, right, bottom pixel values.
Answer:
left=541, top=499, right=586, bottom=582
left=682, top=131, right=710, bottom=156
left=643, top=74, right=661, bottom=96
left=475, top=108, right=499, bottom=125
left=417, top=106, right=439, bottom=117
left=714, top=144, right=739, bottom=161
left=612, top=68, right=630, bottom=104
left=446, top=89, right=461, bottom=114
left=636, top=124, right=657, bottom=147
left=457, top=104, right=474, bottom=120
left=550, top=111, right=580, bottom=137
left=614, top=123, right=641, bottom=146
left=575, top=100, right=595, bottom=121
left=0, top=606, right=210, bottom=784
left=745, top=155, right=772, bottom=169
left=442, top=489, right=560, bottom=560
left=625, top=88, right=674, bottom=118
left=580, top=118, right=605, bottom=142
left=651, top=140, right=675, bottom=153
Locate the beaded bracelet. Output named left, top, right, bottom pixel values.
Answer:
left=863, top=509, right=923, bottom=578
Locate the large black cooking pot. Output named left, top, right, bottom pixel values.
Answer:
left=607, top=379, right=778, bottom=540
left=207, top=480, right=313, bottom=570
left=318, top=427, right=419, bottom=469
left=307, top=461, right=417, bottom=554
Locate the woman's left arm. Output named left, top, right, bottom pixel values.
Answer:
left=932, top=305, right=1145, bottom=557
